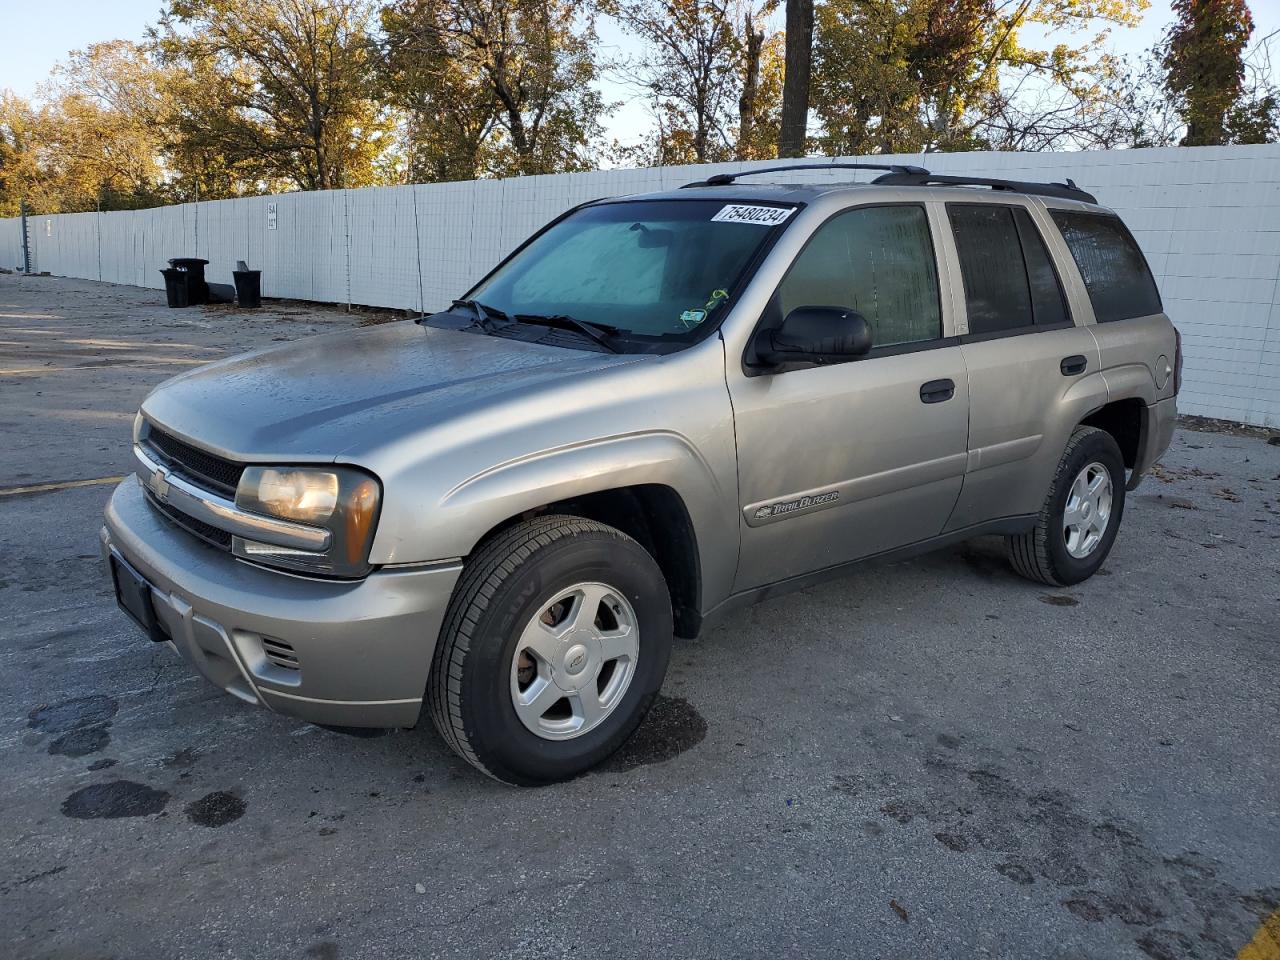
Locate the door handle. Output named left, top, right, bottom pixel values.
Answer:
left=920, top=378, right=955, bottom=404
left=1061, top=355, right=1087, bottom=376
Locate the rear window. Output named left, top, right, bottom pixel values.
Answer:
left=1049, top=211, right=1162, bottom=323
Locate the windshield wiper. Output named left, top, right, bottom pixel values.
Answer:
left=513, top=313, right=623, bottom=354
left=450, top=298, right=509, bottom=332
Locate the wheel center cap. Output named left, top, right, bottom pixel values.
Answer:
left=563, top=643, right=590, bottom=676
left=1081, top=501, right=1092, bottom=519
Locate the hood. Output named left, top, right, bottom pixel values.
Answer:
left=141, top=322, right=643, bottom=461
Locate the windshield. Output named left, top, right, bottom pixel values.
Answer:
left=465, top=199, right=795, bottom=342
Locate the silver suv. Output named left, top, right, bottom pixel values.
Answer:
left=102, top=164, right=1179, bottom=784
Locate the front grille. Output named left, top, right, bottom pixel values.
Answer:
left=145, top=490, right=233, bottom=550
left=261, top=637, right=300, bottom=671
left=145, top=426, right=244, bottom=497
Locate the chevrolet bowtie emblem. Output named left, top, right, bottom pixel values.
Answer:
left=149, top=466, right=171, bottom=502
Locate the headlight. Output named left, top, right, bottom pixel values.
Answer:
left=234, top=465, right=381, bottom=578
left=239, top=468, right=339, bottom=523
left=133, top=412, right=145, bottom=444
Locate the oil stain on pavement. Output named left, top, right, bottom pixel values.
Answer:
left=61, top=782, right=170, bottom=820
left=30, top=695, right=119, bottom=759
left=28, top=695, right=118, bottom=732
left=48, top=726, right=111, bottom=757
left=601, top=695, right=707, bottom=772
left=1039, top=594, right=1080, bottom=607
left=185, top=791, right=246, bottom=827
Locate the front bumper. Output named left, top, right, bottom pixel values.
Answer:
left=102, top=479, right=462, bottom=727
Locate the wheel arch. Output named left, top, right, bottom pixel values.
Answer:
left=540, top=486, right=701, bottom=638
left=1080, top=396, right=1147, bottom=471
left=437, top=433, right=730, bottom=638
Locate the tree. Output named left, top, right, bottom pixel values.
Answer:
left=1099, top=20, right=1279, bottom=148
left=1224, top=34, right=1280, bottom=144
left=152, top=0, right=386, bottom=193
left=379, top=0, right=606, bottom=178
left=0, top=44, right=169, bottom=215
left=50, top=42, right=170, bottom=206
left=606, top=0, right=780, bottom=164
left=377, top=2, right=500, bottom=182
left=812, top=0, right=931, bottom=154
left=811, top=0, right=1149, bottom=155
left=1163, top=0, right=1254, bottom=145
left=738, top=12, right=786, bottom=158
left=778, top=0, right=813, bottom=156
left=0, top=94, right=41, bottom=217
left=608, top=0, right=741, bottom=164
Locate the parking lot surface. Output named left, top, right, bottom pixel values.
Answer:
left=2, top=273, right=1277, bottom=960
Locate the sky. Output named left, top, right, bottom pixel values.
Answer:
left=0, top=0, right=164, bottom=97
left=2, top=0, right=1279, bottom=148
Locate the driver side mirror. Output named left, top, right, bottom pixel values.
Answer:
left=754, top=306, right=872, bottom=367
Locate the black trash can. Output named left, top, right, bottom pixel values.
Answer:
left=207, top=282, right=237, bottom=304
left=167, top=257, right=209, bottom=305
left=160, top=267, right=190, bottom=308
left=233, top=269, right=262, bottom=308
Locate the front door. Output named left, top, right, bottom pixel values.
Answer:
left=728, top=203, right=970, bottom=592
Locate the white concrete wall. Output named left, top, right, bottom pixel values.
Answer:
left=0, top=214, right=24, bottom=270
left=4, top=145, right=1279, bottom=426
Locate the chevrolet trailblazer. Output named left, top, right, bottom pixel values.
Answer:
left=103, top=164, right=1179, bottom=784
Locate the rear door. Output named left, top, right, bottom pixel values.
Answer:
left=940, top=201, right=1102, bottom=530
left=727, top=202, right=970, bottom=591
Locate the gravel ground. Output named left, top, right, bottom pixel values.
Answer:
left=1, top=273, right=1277, bottom=960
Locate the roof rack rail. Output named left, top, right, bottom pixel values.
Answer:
left=870, top=171, right=1097, bottom=204
left=682, top=162, right=930, bottom=188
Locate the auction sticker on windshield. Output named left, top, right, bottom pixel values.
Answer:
left=710, top=205, right=795, bottom=227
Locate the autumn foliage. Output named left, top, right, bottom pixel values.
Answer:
left=0, top=0, right=1274, bottom=216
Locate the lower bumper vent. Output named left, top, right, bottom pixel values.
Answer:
left=261, top=637, right=299, bottom=671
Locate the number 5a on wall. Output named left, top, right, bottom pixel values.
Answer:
left=267, top=202, right=278, bottom=231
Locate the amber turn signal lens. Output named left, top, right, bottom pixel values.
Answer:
left=345, top=478, right=380, bottom=566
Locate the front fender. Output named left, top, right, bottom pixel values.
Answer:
left=402, top=431, right=740, bottom=613
left=358, top=336, right=740, bottom=610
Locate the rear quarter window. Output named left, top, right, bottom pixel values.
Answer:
left=1049, top=211, right=1162, bottom=323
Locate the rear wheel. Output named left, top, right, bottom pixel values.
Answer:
left=1007, top=426, right=1126, bottom=587
left=428, top=515, right=673, bottom=785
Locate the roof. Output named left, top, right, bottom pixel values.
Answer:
left=596, top=163, right=1105, bottom=209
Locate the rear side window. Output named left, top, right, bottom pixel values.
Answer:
left=776, top=204, right=942, bottom=348
left=1049, top=211, right=1162, bottom=323
left=1015, top=208, right=1069, bottom=327
left=947, top=204, right=1070, bottom=335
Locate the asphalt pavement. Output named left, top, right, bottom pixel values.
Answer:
left=1, top=273, right=1277, bottom=960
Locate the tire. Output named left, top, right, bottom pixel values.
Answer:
left=427, top=515, right=673, bottom=785
left=1006, top=425, right=1127, bottom=587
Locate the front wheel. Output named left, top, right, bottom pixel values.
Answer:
left=427, top=515, right=673, bottom=785
left=1006, top=425, right=1126, bottom=587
